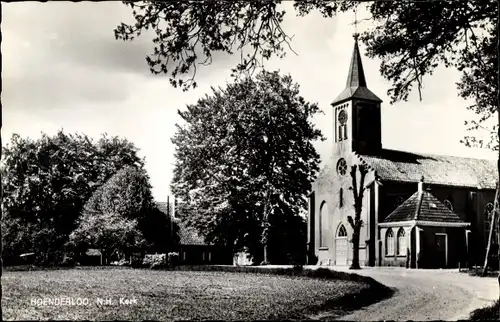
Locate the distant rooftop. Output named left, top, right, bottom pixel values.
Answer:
left=156, top=201, right=209, bottom=246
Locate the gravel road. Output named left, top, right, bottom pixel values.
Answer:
left=328, top=266, right=498, bottom=321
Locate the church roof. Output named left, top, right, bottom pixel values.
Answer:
left=332, top=38, right=382, bottom=105
left=356, top=149, right=497, bottom=189
left=384, top=188, right=466, bottom=224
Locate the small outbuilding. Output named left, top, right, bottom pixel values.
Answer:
left=156, top=201, right=233, bottom=265
left=81, top=248, right=103, bottom=266
left=378, top=178, right=470, bottom=268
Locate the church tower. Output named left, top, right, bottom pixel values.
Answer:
left=331, top=35, right=383, bottom=156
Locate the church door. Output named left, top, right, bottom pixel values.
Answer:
left=335, top=224, right=348, bottom=265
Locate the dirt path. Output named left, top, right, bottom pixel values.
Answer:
left=326, top=266, right=498, bottom=321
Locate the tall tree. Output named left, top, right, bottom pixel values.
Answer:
left=1, top=131, right=144, bottom=265
left=171, top=70, right=323, bottom=263
left=67, top=210, right=146, bottom=265
left=67, top=166, right=164, bottom=262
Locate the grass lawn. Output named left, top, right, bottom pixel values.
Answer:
left=3, top=266, right=379, bottom=321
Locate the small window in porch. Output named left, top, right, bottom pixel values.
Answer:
left=386, top=229, right=395, bottom=256
left=397, top=228, right=406, bottom=256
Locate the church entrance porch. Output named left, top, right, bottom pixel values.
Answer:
left=379, top=224, right=468, bottom=269
left=378, top=178, right=470, bottom=269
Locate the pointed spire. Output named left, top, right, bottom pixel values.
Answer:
left=332, top=37, right=382, bottom=105
left=346, top=36, right=367, bottom=88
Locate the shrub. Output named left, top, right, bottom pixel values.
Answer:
left=130, top=256, right=145, bottom=268
left=60, top=255, right=75, bottom=267
left=167, top=252, right=179, bottom=267
left=470, top=300, right=499, bottom=320
left=143, top=254, right=167, bottom=269
left=111, top=259, right=129, bottom=266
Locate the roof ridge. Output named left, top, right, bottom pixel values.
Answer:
left=371, top=148, right=496, bottom=162
left=414, top=191, right=424, bottom=221
left=352, top=152, right=375, bottom=172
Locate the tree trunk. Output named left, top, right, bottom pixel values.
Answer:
left=262, top=198, right=269, bottom=265
left=261, top=183, right=273, bottom=265
left=497, top=0, right=500, bottom=306
left=350, top=227, right=361, bottom=269
left=348, top=164, right=367, bottom=270
left=1, top=8, right=4, bottom=311
left=483, top=183, right=499, bottom=276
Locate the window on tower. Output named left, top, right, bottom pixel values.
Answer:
left=337, top=107, right=348, bottom=142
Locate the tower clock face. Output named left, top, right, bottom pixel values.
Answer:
left=338, top=110, right=348, bottom=125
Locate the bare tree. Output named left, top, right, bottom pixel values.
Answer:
left=347, top=164, right=368, bottom=270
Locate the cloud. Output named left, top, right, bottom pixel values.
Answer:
left=2, top=1, right=254, bottom=112
left=2, top=62, right=135, bottom=112
left=2, top=2, right=160, bottom=111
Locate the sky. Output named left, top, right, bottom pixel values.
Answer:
left=2, top=2, right=497, bottom=201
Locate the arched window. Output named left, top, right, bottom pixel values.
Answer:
left=397, top=228, right=406, bottom=256
left=339, top=188, right=344, bottom=208
left=443, top=199, right=453, bottom=211
left=319, top=202, right=329, bottom=248
left=337, top=224, right=348, bottom=237
left=385, top=229, right=395, bottom=256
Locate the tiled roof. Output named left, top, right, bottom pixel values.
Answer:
left=333, top=86, right=382, bottom=105
left=357, top=149, right=497, bottom=189
left=176, top=222, right=208, bottom=246
left=384, top=189, right=466, bottom=223
left=156, top=201, right=209, bottom=246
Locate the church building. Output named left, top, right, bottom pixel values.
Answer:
left=308, top=35, right=498, bottom=269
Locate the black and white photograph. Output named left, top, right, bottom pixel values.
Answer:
left=1, top=1, right=499, bottom=320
